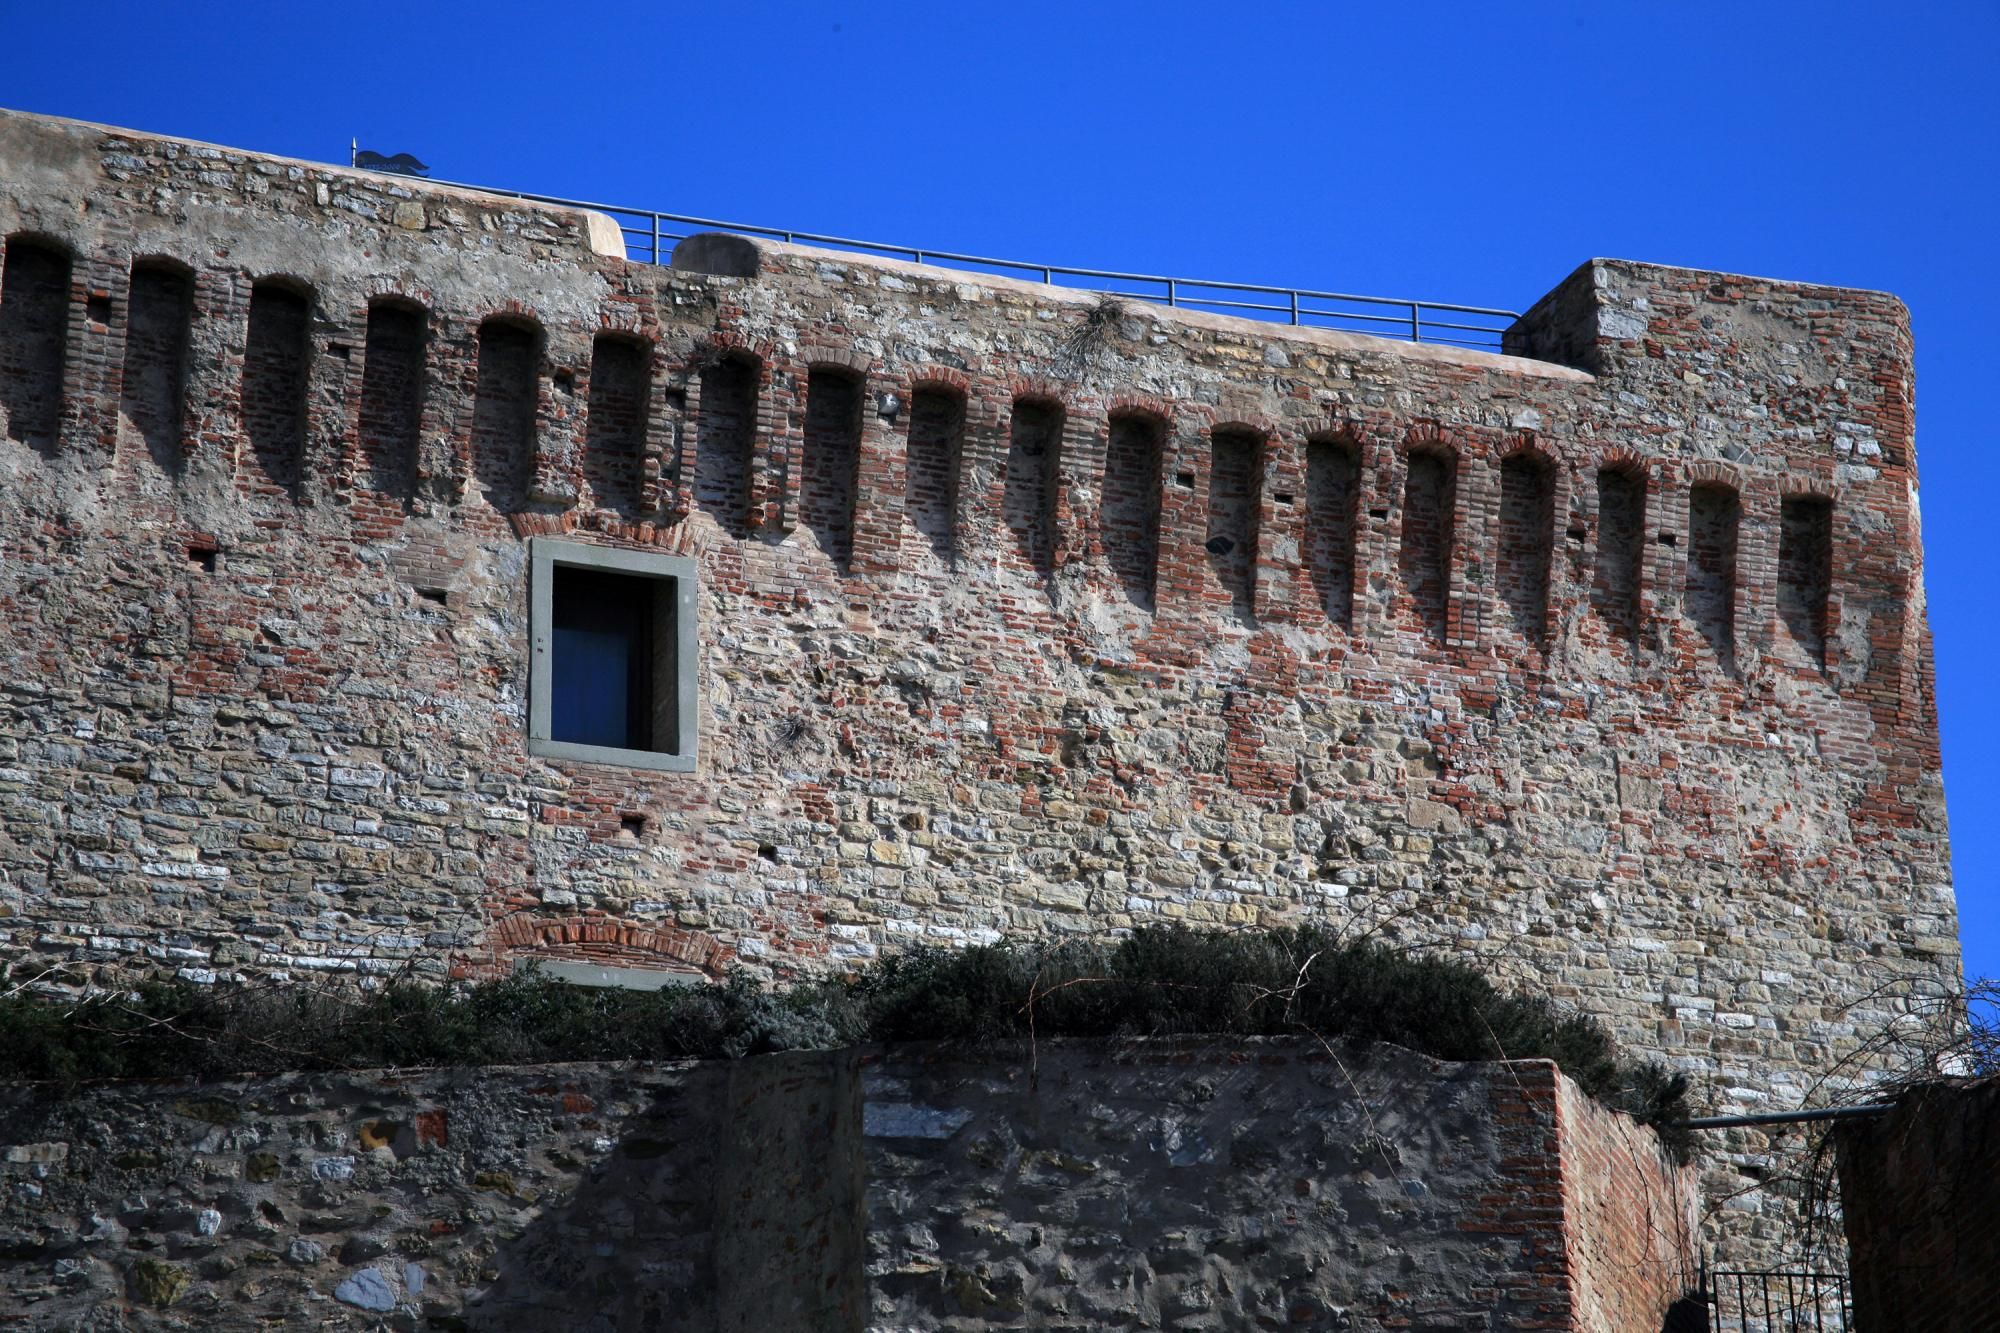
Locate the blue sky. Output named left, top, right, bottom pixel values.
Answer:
left=4, top=1, right=1995, bottom=976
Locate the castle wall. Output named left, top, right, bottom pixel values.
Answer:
left=0, top=1040, right=1696, bottom=1332
left=0, top=109, right=1958, bottom=1261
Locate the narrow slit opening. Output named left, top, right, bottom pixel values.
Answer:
left=694, top=352, right=759, bottom=536
left=1778, top=495, right=1833, bottom=671
left=1498, top=453, right=1555, bottom=645
left=241, top=280, right=313, bottom=500
left=358, top=300, right=426, bottom=502
left=471, top=317, right=540, bottom=511
left=1306, top=436, right=1360, bottom=629
left=1102, top=412, right=1164, bottom=610
left=1207, top=427, right=1262, bottom=624
left=801, top=366, right=864, bottom=570
left=1003, top=399, right=1063, bottom=576
left=121, top=260, right=193, bottom=475
left=905, top=386, right=965, bottom=566
left=0, top=235, right=73, bottom=456
left=584, top=334, right=650, bottom=516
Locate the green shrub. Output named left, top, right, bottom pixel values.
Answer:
left=0, top=926, right=1688, bottom=1151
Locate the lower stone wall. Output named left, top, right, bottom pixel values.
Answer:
left=0, top=1039, right=1694, bottom=1332
left=1836, top=1076, right=2000, bottom=1332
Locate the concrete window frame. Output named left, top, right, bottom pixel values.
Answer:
left=527, top=537, right=698, bottom=772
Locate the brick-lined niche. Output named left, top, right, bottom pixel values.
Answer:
left=1591, top=465, right=1646, bottom=644
left=1778, top=495, right=1833, bottom=671
left=1687, top=482, right=1740, bottom=668
left=800, top=366, right=864, bottom=570
left=694, top=351, right=759, bottom=536
left=1004, top=398, right=1063, bottom=575
left=583, top=334, right=649, bottom=515
left=1305, top=434, right=1360, bottom=628
left=119, top=258, right=192, bottom=473
left=904, top=385, right=964, bottom=565
left=1498, top=452, right=1556, bottom=644
left=471, top=317, right=539, bottom=510
left=0, top=234, right=70, bottom=455
left=241, top=280, right=313, bottom=500
left=358, top=299, right=426, bottom=502
left=1400, top=449, right=1455, bottom=641
left=1102, top=411, right=1164, bottom=610
left=1207, top=427, right=1263, bottom=623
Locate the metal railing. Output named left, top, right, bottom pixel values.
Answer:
left=1706, top=1264, right=1853, bottom=1332
left=426, top=177, right=1520, bottom=351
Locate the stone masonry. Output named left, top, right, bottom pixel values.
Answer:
left=0, top=1039, right=1697, bottom=1332
left=0, top=108, right=1959, bottom=1262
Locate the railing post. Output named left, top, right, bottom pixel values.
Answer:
left=1289, top=290, right=1299, bottom=325
left=1166, top=279, right=1176, bottom=308
left=1411, top=305, right=1422, bottom=343
left=651, top=214, right=661, bottom=266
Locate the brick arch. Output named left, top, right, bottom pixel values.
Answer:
left=476, top=304, right=543, bottom=335
left=358, top=273, right=435, bottom=308
left=1499, top=431, right=1561, bottom=469
left=1684, top=459, right=1744, bottom=490
left=691, top=327, right=776, bottom=367
left=801, top=343, right=873, bottom=378
left=591, top=293, right=657, bottom=341
left=130, top=251, right=198, bottom=282
left=1203, top=416, right=1276, bottom=441
left=472, top=912, right=735, bottom=981
left=1008, top=375, right=1069, bottom=408
left=1301, top=417, right=1364, bottom=447
left=3, top=227, right=78, bottom=260
left=1779, top=471, right=1841, bottom=504
left=1594, top=444, right=1651, bottom=478
left=251, top=271, right=318, bottom=304
left=905, top=365, right=972, bottom=397
left=1106, top=392, right=1173, bottom=427
left=1402, top=418, right=1462, bottom=459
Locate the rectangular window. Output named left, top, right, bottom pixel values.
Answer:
left=528, top=538, right=697, bottom=771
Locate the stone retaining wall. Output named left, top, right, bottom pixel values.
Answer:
left=0, top=1039, right=1694, bottom=1331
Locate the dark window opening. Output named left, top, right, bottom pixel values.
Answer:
left=471, top=318, right=539, bottom=511
left=1686, top=483, right=1740, bottom=669
left=694, top=352, right=758, bottom=536
left=121, top=261, right=192, bottom=474
left=801, top=367, right=864, bottom=570
left=242, top=281, right=313, bottom=499
left=1498, top=454, right=1556, bottom=644
left=549, top=565, right=677, bottom=753
left=359, top=302, right=426, bottom=501
left=905, top=386, right=964, bottom=565
left=0, top=236, right=72, bottom=456
left=1305, top=436, right=1360, bottom=629
left=1778, top=496, right=1833, bottom=671
left=1102, top=412, right=1164, bottom=610
left=1399, top=451, right=1454, bottom=642
left=1592, top=467, right=1646, bottom=644
left=529, top=539, right=696, bottom=772
left=1207, top=428, right=1263, bottom=624
left=1003, top=399, right=1063, bottom=575
left=187, top=542, right=218, bottom=573
left=584, top=335, right=650, bottom=515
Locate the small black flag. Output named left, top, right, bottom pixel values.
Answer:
left=354, top=150, right=429, bottom=177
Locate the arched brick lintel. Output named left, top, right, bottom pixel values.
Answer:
left=457, top=912, right=735, bottom=982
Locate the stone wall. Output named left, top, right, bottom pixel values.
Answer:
left=0, top=108, right=1959, bottom=1261
left=0, top=1039, right=1695, bottom=1331
left=1835, top=1077, right=2000, bottom=1332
